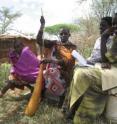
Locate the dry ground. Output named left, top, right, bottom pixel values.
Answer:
left=0, top=89, right=67, bottom=124
left=0, top=64, right=67, bottom=124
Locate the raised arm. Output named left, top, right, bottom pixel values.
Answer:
left=101, top=31, right=109, bottom=63
left=36, top=16, right=45, bottom=45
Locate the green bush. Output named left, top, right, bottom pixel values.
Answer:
left=0, top=63, right=11, bottom=88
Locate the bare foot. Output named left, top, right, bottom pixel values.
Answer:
left=0, top=91, right=3, bottom=98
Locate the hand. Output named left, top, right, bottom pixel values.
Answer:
left=40, top=16, right=45, bottom=25
left=103, top=27, right=114, bottom=36
left=41, top=59, right=52, bottom=64
left=56, top=41, right=62, bottom=46
left=101, top=63, right=111, bottom=69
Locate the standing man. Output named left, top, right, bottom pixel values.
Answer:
left=36, top=16, right=76, bottom=106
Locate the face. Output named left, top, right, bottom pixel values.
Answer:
left=100, top=19, right=111, bottom=34
left=59, top=29, right=70, bottom=43
left=112, top=14, right=117, bottom=35
left=14, top=41, right=24, bottom=54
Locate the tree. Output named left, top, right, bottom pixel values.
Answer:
left=75, top=16, right=98, bottom=37
left=91, top=0, right=117, bottom=21
left=76, top=0, right=117, bottom=20
left=45, top=23, right=80, bottom=35
left=0, top=7, right=21, bottom=34
left=73, top=15, right=99, bottom=57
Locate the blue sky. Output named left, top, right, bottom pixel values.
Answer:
left=0, top=0, right=91, bottom=34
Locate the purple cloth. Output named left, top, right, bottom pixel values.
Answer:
left=9, top=47, right=40, bottom=83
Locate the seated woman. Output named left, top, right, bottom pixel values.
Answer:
left=65, top=16, right=112, bottom=120
left=0, top=41, right=40, bottom=97
left=69, top=13, right=117, bottom=124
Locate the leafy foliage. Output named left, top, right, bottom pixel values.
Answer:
left=92, top=0, right=117, bottom=21
left=0, top=7, right=21, bottom=34
left=45, top=23, right=80, bottom=35
left=77, top=16, right=99, bottom=37
left=73, top=15, right=99, bottom=57
left=76, top=0, right=117, bottom=21
left=0, top=63, right=11, bottom=88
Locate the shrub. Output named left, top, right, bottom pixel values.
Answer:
left=0, top=63, right=11, bottom=88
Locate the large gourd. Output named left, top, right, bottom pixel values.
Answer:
left=25, top=64, right=43, bottom=116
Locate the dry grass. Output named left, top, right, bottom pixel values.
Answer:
left=0, top=95, right=66, bottom=124
left=0, top=64, right=67, bottom=124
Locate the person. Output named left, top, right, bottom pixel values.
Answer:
left=66, top=16, right=115, bottom=124
left=87, top=17, right=112, bottom=65
left=0, top=41, right=40, bottom=97
left=36, top=16, right=76, bottom=106
left=65, top=16, right=112, bottom=121
left=104, top=13, right=117, bottom=123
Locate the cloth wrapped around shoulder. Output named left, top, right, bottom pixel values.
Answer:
left=56, top=45, right=73, bottom=61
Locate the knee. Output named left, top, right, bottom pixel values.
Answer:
left=73, top=68, right=86, bottom=80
